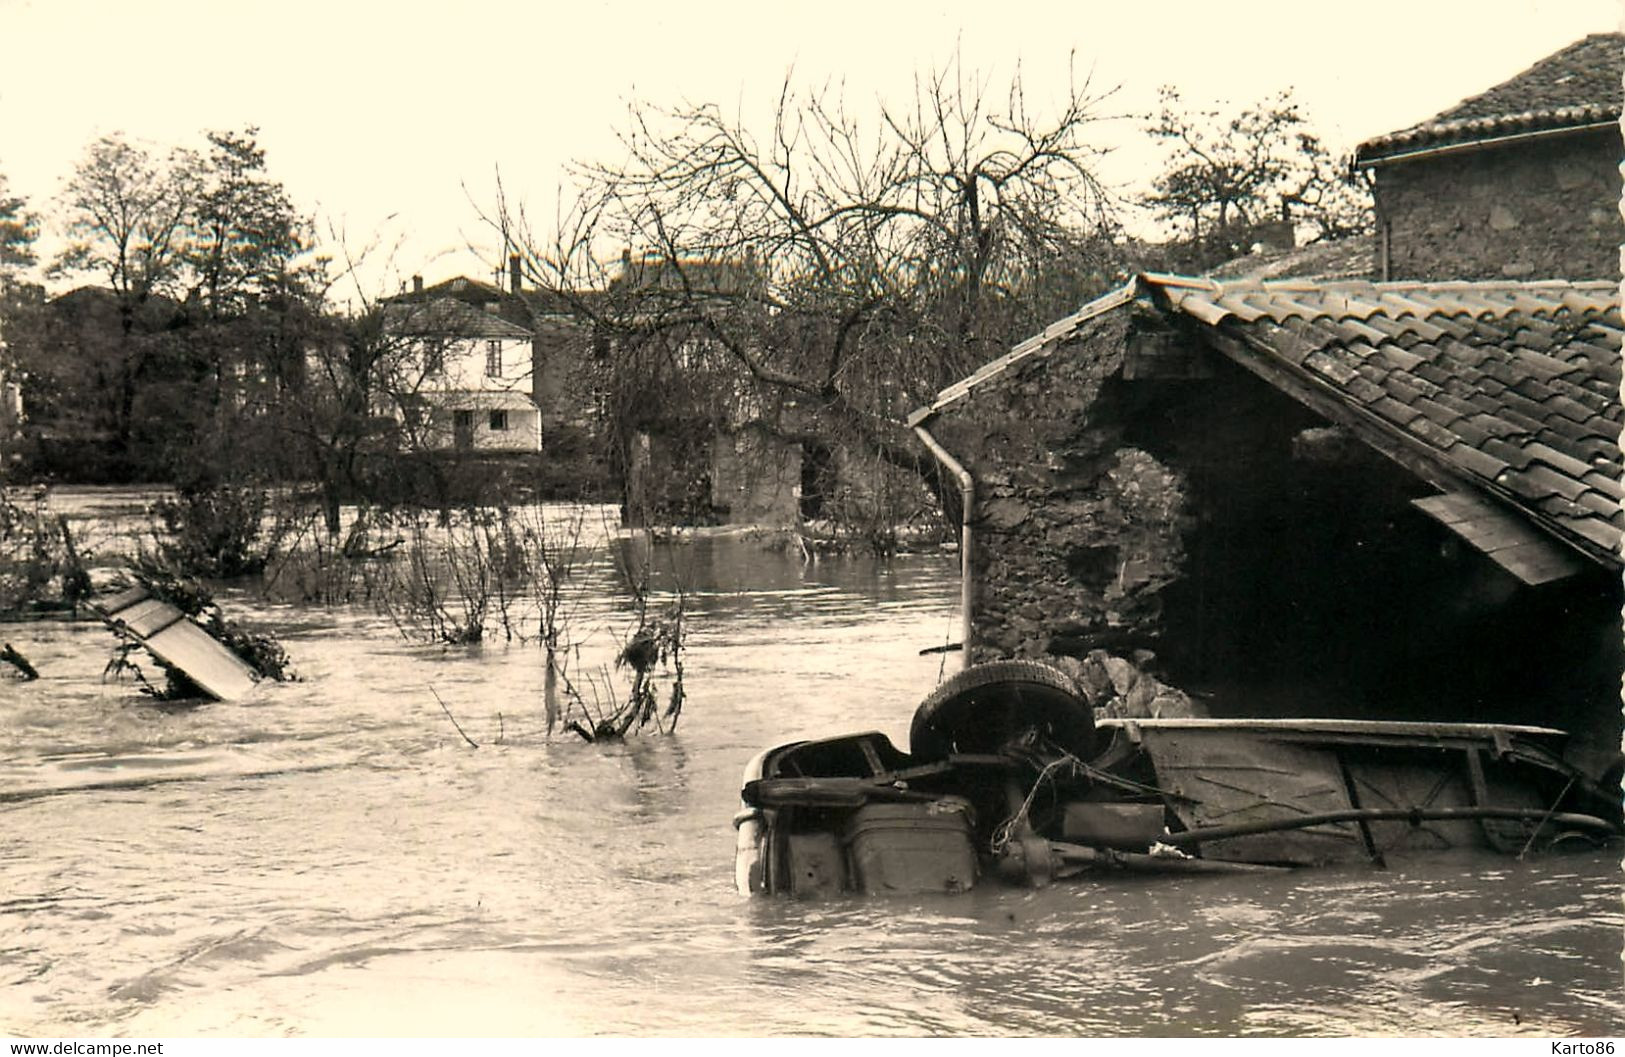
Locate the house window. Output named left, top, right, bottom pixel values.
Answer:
left=424, top=342, right=445, bottom=375
left=486, top=340, right=502, bottom=377
left=489, top=410, right=509, bottom=431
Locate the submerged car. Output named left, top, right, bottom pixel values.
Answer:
left=733, top=661, right=1622, bottom=896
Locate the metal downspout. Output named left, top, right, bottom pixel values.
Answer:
left=913, top=421, right=974, bottom=670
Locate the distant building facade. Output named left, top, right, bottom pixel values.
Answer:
left=379, top=295, right=541, bottom=453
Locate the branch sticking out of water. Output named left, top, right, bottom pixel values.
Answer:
left=429, top=686, right=480, bottom=748
left=1, top=643, right=38, bottom=680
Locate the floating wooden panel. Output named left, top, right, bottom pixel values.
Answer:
left=95, top=589, right=260, bottom=701
left=1413, top=491, right=1585, bottom=585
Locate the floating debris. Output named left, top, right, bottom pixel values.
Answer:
left=734, top=661, right=1624, bottom=897
left=93, top=586, right=261, bottom=700
left=0, top=642, right=37, bottom=680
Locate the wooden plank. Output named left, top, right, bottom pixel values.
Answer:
left=1412, top=492, right=1584, bottom=585
left=142, top=620, right=261, bottom=700
left=93, top=590, right=262, bottom=701
left=1136, top=727, right=1364, bottom=865
left=1488, top=540, right=1588, bottom=585
left=1449, top=513, right=1551, bottom=553
left=113, top=597, right=186, bottom=639
left=99, top=586, right=151, bottom=614
left=1463, top=748, right=1534, bottom=853
left=1342, top=759, right=1481, bottom=853
left=1104, top=717, right=1567, bottom=740
left=1412, top=492, right=1482, bottom=526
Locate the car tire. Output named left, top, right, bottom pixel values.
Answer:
left=909, top=659, right=1095, bottom=761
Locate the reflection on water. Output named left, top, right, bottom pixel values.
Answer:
left=0, top=521, right=1620, bottom=1037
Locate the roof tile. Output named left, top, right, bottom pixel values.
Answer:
left=1574, top=490, right=1621, bottom=519
left=1544, top=393, right=1598, bottom=423
left=1524, top=441, right=1596, bottom=480
left=1538, top=495, right=1602, bottom=524
left=1368, top=395, right=1423, bottom=427
left=1355, top=34, right=1623, bottom=164
left=1432, top=391, right=1482, bottom=420
left=1515, top=462, right=1591, bottom=502
left=1446, top=416, right=1495, bottom=450
left=1344, top=375, right=1387, bottom=405
left=1303, top=349, right=1360, bottom=386
left=1581, top=471, right=1624, bottom=500
left=1448, top=445, right=1512, bottom=482
left=1510, top=376, right=1557, bottom=404
left=1407, top=415, right=1465, bottom=451
left=1571, top=517, right=1622, bottom=552
left=1464, top=412, right=1522, bottom=440
left=1483, top=436, right=1536, bottom=469
left=1574, top=442, right=1623, bottom=469
left=1381, top=345, right=1427, bottom=372
left=1412, top=396, right=1464, bottom=428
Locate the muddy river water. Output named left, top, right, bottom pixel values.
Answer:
left=1, top=502, right=1621, bottom=1037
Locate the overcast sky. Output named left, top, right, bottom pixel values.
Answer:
left=1, top=0, right=1618, bottom=298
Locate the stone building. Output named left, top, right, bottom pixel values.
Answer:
left=909, top=274, right=1623, bottom=773
left=1354, top=33, right=1622, bottom=281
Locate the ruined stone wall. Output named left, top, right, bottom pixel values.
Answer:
left=824, top=446, right=937, bottom=533
left=531, top=317, right=596, bottom=430
left=930, top=311, right=1192, bottom=665
left=710, top=427, right=801, bottom=527
left=1374, top=129, right=1620, bottom=280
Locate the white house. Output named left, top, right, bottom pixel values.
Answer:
left=380, top=297, right=542, bottom=453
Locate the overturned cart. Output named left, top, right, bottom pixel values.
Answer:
left=733, top=662, right=1622, bottom=896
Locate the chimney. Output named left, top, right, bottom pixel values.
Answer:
left=509, top=254, right=522, bottom=295
left=412, top=274, right=424, bottom=295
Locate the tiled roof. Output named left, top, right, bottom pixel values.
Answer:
left=1151, top=275, right=1621, bottom=565
left=1356, top=33, right=1622, bottom=164
left=381, top=298, right=532, bottom=340
left=1205, top=236, right=1375, bottom=282
left=389, top=275, right=509, bottom=303
left=911, top=275, right=1623, bottom=568
left=411, top=390, right=538, bottom=412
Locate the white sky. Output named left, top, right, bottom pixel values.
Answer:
left=1, top=0, right=1619, bottom=299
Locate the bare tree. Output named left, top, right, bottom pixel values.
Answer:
left=1142, top=87, right=1372, bottom=267
left=489, top=55, right=1124, bottom=522
left=55, top=135, right=194, bottom=316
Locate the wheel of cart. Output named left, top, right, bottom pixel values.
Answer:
left=910, top=660, right=1095, bottom=761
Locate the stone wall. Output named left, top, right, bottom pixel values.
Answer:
left=931, top=310, right=1192, bottom=662
left=710, top=426, right=801, bottom=527
left=1373, top=128, right=1620, bottom=280
left=531, top=316, right=597, bottom=430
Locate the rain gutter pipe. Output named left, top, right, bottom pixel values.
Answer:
left=912, top=419, right=974, bottom=671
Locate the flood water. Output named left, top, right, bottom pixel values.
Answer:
left=1, top=500, right=1621, bottom=1037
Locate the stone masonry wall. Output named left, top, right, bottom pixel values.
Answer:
left=710, top=426, right=801, bottom=527
left=1374, top=129, right=1620, bottom=281
left=931, top=311, right=1193, bottom=668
